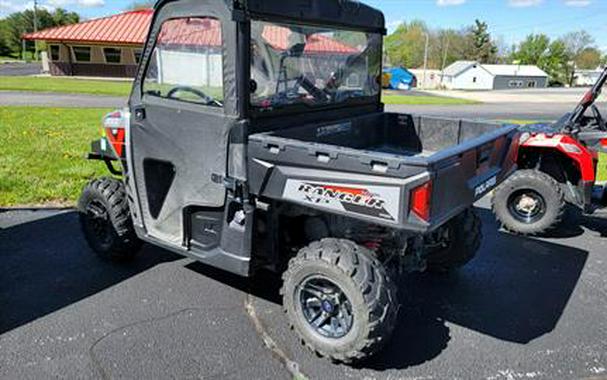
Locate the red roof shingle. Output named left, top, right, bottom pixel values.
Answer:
left=24, top=9, right=153, bottom=45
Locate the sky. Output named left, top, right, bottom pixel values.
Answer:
left=2, top=0, right=607, bottom=50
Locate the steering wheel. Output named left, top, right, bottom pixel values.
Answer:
left=591, top=104, right=607, bottom=131
left=166, top=86, right=222, bottom=107
left=294, top=75, right=329, bottom=102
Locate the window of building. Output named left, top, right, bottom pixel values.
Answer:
left=103, top=47, right=122, bottom=64
left=472, top=77, right=477, bottom=83
left=133, top=49, right=143, bottom=64
left=49, top=45, right=60, bottom=61
left=143, top=17, right=224, bottom=106
left=508, top=80, right=523, bottom=88
left=527, top=80, right=537, bottom=88
left=72, top=46, right=91, bottom=62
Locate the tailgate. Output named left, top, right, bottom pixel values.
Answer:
left=421, top=124, right=519, bottom=229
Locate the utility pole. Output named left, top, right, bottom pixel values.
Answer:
left=33, top=0, right=39, bottom=61
left=440, top=37, right=449, bottom=85
left=22, top=34, right=26, bottom=61
left=422, top=32, right=429, bottom=89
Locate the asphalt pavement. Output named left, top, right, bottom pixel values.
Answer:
left=0, top=62, right=42, bottom=76
left=0, top=91, right=127, bottom=108
left=1, top=199, right=606, bottom=379
left=1, top=90, right=600, bottom=121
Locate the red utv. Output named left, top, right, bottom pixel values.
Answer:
left=493, top=68, right=607, bottom=235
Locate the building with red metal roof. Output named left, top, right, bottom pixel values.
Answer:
left=23, top=9, right=153, bottom=77
left=23, top=9, right=358, bottom=78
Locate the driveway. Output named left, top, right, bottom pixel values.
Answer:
left=0, top=90, right=589, bottom=121
left=0, top=91, right=126, bottom=108
left=1, top=199, right=606, bottom=379
left=0, top=62, right=42, bottom=76
left=426, top=87, right=606, bottom=104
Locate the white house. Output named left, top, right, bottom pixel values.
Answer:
left=574, top=68, right=603, bottom=87
left=441, top=61, right=549, bottom=90
left=409, top=69, right=441, bottom=89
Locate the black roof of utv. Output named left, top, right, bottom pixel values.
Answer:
left=153, top=0, right=386, bottom=33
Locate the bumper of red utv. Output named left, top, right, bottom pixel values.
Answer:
left=581, top=180, right=594, bottom=213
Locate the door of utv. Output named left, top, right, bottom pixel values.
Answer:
left=126, top=2, right=251, bottom=276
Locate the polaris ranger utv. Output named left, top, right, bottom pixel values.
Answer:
left=492, top=68, right=607, bottom=235
left=79, top=0, right=520, bottom=362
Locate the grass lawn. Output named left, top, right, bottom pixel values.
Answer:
left=0, top=107, right=111, bottom=207
left=598, top=155, right=607, bottom=181
left=381, top=94, right=478, bottom=105
left=0, top=76, right=132, bottom=97
left=0, top=56, right=22, bottom=62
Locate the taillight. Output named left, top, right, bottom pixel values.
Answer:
left=410, top=181, right=432, bottom=221
left=102, top=110, right=127, bottom=158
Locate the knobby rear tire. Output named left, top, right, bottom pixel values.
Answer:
left=281, top=238, right=399, bottom=363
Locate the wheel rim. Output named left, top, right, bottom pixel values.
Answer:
left=296, top=276, right=354, bottom=339
left=84, top=200, right=112, bottom=248
left=507, top=189, right=547, bottom=224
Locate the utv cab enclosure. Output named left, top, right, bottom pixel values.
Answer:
left=80, top=0, right=520, bottom=363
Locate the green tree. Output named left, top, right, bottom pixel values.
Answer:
left=511, top=34, right=571, bottom=86
left=384, top=20, right=428, bottom=68
left=542, top=40, right=570, bottom=85
left=576, top=47, right=602, bottom=70
left=1, top=8, right=80, bottom=58
left=511, top=34, right=551, bottom=65
left=467, top=19, right=497, bottom=63
left=561, top=30, right=595, bottom=85
left=51, top=8, right=80, bottom=26
left=430, top=29, right=469, bottom=70
left=0, top=19, right=12, bottom=57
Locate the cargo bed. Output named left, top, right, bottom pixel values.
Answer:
left=248, top=112, right=519, bottom=232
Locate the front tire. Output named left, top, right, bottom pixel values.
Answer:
left=281, top=238, right=398, bottom=363
left=492, top=170, right=565, bottom=235
left=78, top=177, right=142, bottom=261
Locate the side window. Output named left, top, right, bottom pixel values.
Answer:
left=72, top=46, right=91, bottom=62
left=143, top=17, right=223, bottom=107
left=50, top=45, right=60, bottom=61
left=133, top=49, right=143, bottom=64
left=103, top=47, right=122, bottom=64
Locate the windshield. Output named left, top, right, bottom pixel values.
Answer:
left=250, top=21, right=382, bottom=112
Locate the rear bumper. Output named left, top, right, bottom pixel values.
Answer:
left=581, top=180, right=598, bottom=214
left=87, top=138, right=123, bottom=176
left=87, top=138, right=119, bottom=162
